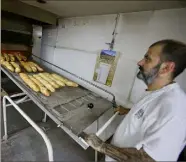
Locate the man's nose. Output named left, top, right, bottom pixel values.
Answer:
left=137, top=59, right=144, bottom=66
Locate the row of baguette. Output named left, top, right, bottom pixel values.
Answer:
left=1, top=53, right=27, bottom=62
left=20, top=61, right=43, bottom=72
left=20, top=73, right=78, bottom=96
left=1, top=58, right=44, bottom=73
left=1, top=60, right=21, bottom=73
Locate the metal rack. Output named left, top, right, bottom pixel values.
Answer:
left=1, top=56, right=119, bottom=161
left=2, top=92, right=54, bottom=161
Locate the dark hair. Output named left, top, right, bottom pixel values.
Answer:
left=150, top=39, right=186, bottom=78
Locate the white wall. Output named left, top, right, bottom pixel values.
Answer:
left=32, top=25, right=42, bottom=59
left=40, top=8, right=186, bottom=107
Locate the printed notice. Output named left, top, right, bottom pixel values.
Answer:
left=93, top=50, right=120, bottom=86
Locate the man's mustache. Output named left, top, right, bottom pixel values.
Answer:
left=138, top=66, right=144, bottom=72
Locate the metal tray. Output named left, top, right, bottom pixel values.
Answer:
left=1, top=64, right=112, bottom=136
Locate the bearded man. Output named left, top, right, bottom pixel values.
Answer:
left=84, top=39, right=186, bottom=161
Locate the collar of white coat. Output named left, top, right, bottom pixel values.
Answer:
left=134, top=82, right=179, bottom=109
left=146, top=82, right=179, bottom=94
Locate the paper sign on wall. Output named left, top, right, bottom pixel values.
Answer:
left=93, top=50, right=120, bottom=87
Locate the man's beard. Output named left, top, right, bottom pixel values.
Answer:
left=137, top=63, right=161, bottom=85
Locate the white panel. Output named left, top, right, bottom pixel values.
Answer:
left=146, top=8, right=186, bottom=44
left=115, top=8, right=186, bottom=61
left=42, top=26, right=58, bottom=46
left=32, top=25, right=42, bottom=58
left=40, top=45, right=55, bottom=69
left=56, top=15, right=117, bottom=51
left=115, top=11, right=153, bottom=61
left=53, top=48, right=97, bottom=80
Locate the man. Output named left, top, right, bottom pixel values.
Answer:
left=84, top=39, right=186, bottom=161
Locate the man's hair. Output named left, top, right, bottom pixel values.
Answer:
left=150, top=39, right=186, bottom=78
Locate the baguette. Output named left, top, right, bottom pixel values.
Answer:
left=28, top=61, right=44, bottom=72
left=27, top=62, right=38, bottom=72
left=51, top=73, right=78, bottom=87
left=20, top=61, right=32, bottom=72
left=15, top=54, right=22, bottom=61
left=21, top=55, right=27, bottom=61
left=1, top=61, right=14, bottom=72
left=44, top=73, right=65, bottom=87
left=39, top=73, right=60, bottom=88
left=19, top=73, right=39, bottom=92
left=51, top=73, right=66, bottom=82
left=33, top=74, right=55, bottom=92
left=1, top=56, right=5, bottom=63
left=1, top=54, right=5, bottom=62
left=15, top=53, right=27, bottom=61
left=4, top=53, right=10, bottom=62
left=65, top=80, right=78, bottom=87
left=18, top=53, right=27, bottom=61
left=30, top=66, right=37, bottom=72
left=10, top=62, right=21, bottom=73
left=29, top=75, right=50, bottom=96
left=8, top=54, right=15, bottom=62
left=22, top=62, right=37, bottom=72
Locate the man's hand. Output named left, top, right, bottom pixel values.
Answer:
left=83, top=133, right=104, bottom=152
left=81, top=132, right=154, bottom=162
left=114, top=106, right=130, bottom=115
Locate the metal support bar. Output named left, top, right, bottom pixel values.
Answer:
left=6, top=99, right=31, bottom=107
left=6, top=93, right=31, bottom=107
left=95, top=120, right=99, bottom=162
left=96, top=111, right=119, bottom=137
left=14, top=95, right=28, bottom=104
left=3, top=97, right=8, bottom=141
left=2, top=95, right=54, bottom=161
left=79, top=111, right=119, bottom=150
left=10, top=92, right=26, bottom=98
left=42, top=113, right=47, bottom=123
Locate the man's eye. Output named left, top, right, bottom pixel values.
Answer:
left=145, top=57, right=150, bottom=62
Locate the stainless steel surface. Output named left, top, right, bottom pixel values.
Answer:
left=1, top=66, right=112, bottom=137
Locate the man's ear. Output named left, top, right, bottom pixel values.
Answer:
left=159, top=62, right=175, bottom=75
